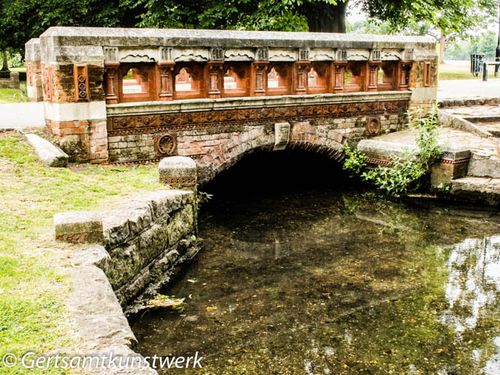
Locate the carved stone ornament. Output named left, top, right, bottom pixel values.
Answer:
left=155, top=134, right=177, bottom=155
left=365, top=117, right=381, bottom=135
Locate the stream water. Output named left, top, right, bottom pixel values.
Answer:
left=132, top=150, right=500, bottom=375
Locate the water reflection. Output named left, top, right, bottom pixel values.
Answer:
left=442, top=236, right=499, bottom=333
left=441, top=235, right=500, bottom=374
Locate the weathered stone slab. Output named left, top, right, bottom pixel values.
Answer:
left=441, top=147, right=471, bottom=161
left=430, top=146, right=472, bottom=186
left=102, top=189, right=193, bottom=248
left=159, top=156, right=197, bottom=189
left=67, top=262, right=157, bottom=374
left=439, top=111, right=492, bottom=138
left=0, top=71, right=20, bottom=89
left=25, top=133, right=69, bottom=167
left=468, top=154, right=500, bottom=178
left=54, top=211, right=104, bottom=244
left=41, top=27, right=435, bottom=51
left=146, top=189, right=194, bottom=219
left=72, top=244, right=110, bottom=270
left=451, top=177, right=500, bottom=206
left=357, top=139, right=416, bottom=160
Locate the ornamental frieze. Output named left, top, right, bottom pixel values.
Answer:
left=107, top=100, right=408, bottom=136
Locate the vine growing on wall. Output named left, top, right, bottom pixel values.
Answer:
left=342, top=108, right=443, bottom=197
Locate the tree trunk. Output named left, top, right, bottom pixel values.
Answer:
left=301, top=1, right=347, bottom=33
left=439, top=33, right=446, bottom=64
left=1, top=50, right=9, bottom=72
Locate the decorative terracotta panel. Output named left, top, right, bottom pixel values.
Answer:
left=107, top=99, right=409, bottom=136
left=74, top=64, right=90, bottom=102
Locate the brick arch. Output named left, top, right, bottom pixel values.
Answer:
left=179, top=121, right=345, bottom=185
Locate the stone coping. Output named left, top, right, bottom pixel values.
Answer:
left=439, top=111, right=493, bottom=138
left=40, top=27, right=435, bottom=49
left=56, top=189, right=197, bottom=373
left=439, top=97, right=500, bottom=107
left=25, top=38, right=41, bottom=61
left=107, top=91, right=412, bottom=117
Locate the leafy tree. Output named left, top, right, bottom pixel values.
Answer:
left=130, top=0, right=314, bottom=31
left=363, top=0, right=498, bottom=62
left=0, top=0, right=131, bottom=69
left=136, top=0, right=498, bottom=38
left=1, top=0, right=498, bottom=69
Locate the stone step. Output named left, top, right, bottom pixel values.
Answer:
left=467, top=151, right=500, bottom=178
left=450, top=177, right=500, bottom=206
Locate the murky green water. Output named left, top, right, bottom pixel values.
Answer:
left=132, top=152, right=500, bottom=375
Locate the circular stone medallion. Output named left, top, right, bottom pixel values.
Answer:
left=155, top=134, right=177, bottom=156
left=365, top=117, right=381, bottom=135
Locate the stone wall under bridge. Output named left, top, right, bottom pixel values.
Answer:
left=108, top=92, right=410, bottom=183
left=27, top=27, right=437, bottom=171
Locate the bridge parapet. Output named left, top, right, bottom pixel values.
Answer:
left=26, top=27, right=437, bottom=167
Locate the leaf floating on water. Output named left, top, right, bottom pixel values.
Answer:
left=206, top=305, right=218, bottom=312
left=184, top=315, right=199, bottom=322
left=147, top=295, right=185, bottom=310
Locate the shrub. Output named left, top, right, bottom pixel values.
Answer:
left=342, top=108, right=442, bottom=196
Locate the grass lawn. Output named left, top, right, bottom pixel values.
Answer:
left=0, top=132, right=162, bottom=374
left=0, top=83, right=28, bottom=103
left=439, top=61, right=499, bottom=80
left=439, top=71, right=498, bottom=80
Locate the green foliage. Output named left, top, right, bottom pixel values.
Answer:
left=133, top=0, right=318, bottom=31
left=7, top=53, right=23, bottom=68
left=362, top=0, right=498, bottom=37
left=0, top=0, right=128, bottom=56
left=411, top=109, right=442, bottom=170
left=1, top=0, right=497, bottom=61
left=342, top=144, right=367, bottom=175
left=342, top=108, right=443, bottom=197
left=196, top=191, right=214, bottom=208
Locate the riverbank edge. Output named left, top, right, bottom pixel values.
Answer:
left=57, top=189, right=199, bottom=374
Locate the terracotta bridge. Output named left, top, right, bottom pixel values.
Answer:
left=26, top=27, right=437, bottom=183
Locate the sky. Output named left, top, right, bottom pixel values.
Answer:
left=346, top=2, right=366, bottom=24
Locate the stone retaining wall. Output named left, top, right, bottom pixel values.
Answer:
left=439, top=97, right=500, bottom=108
left=54, top=188, right=198, bottom=374
left=0, top=71, right=20, bottom=89
left=55, top=189, right=198, bottom=308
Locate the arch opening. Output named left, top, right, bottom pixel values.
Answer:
left=308, top=62, right=330, bottom=93
left=122, top=68, right=148, bottom=94
left=203, top=147, right=355, bottom=198
left=118, top=63, right=156, bottom=102
left=174, top=64, right=205, bottom=99
left=378, top=61, right=397, bottom=91
left=267, top=63, right=292, bottom=94
left=344, top=62, right=364, bottom=92
left=223, top=63, right=250, bottom=96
